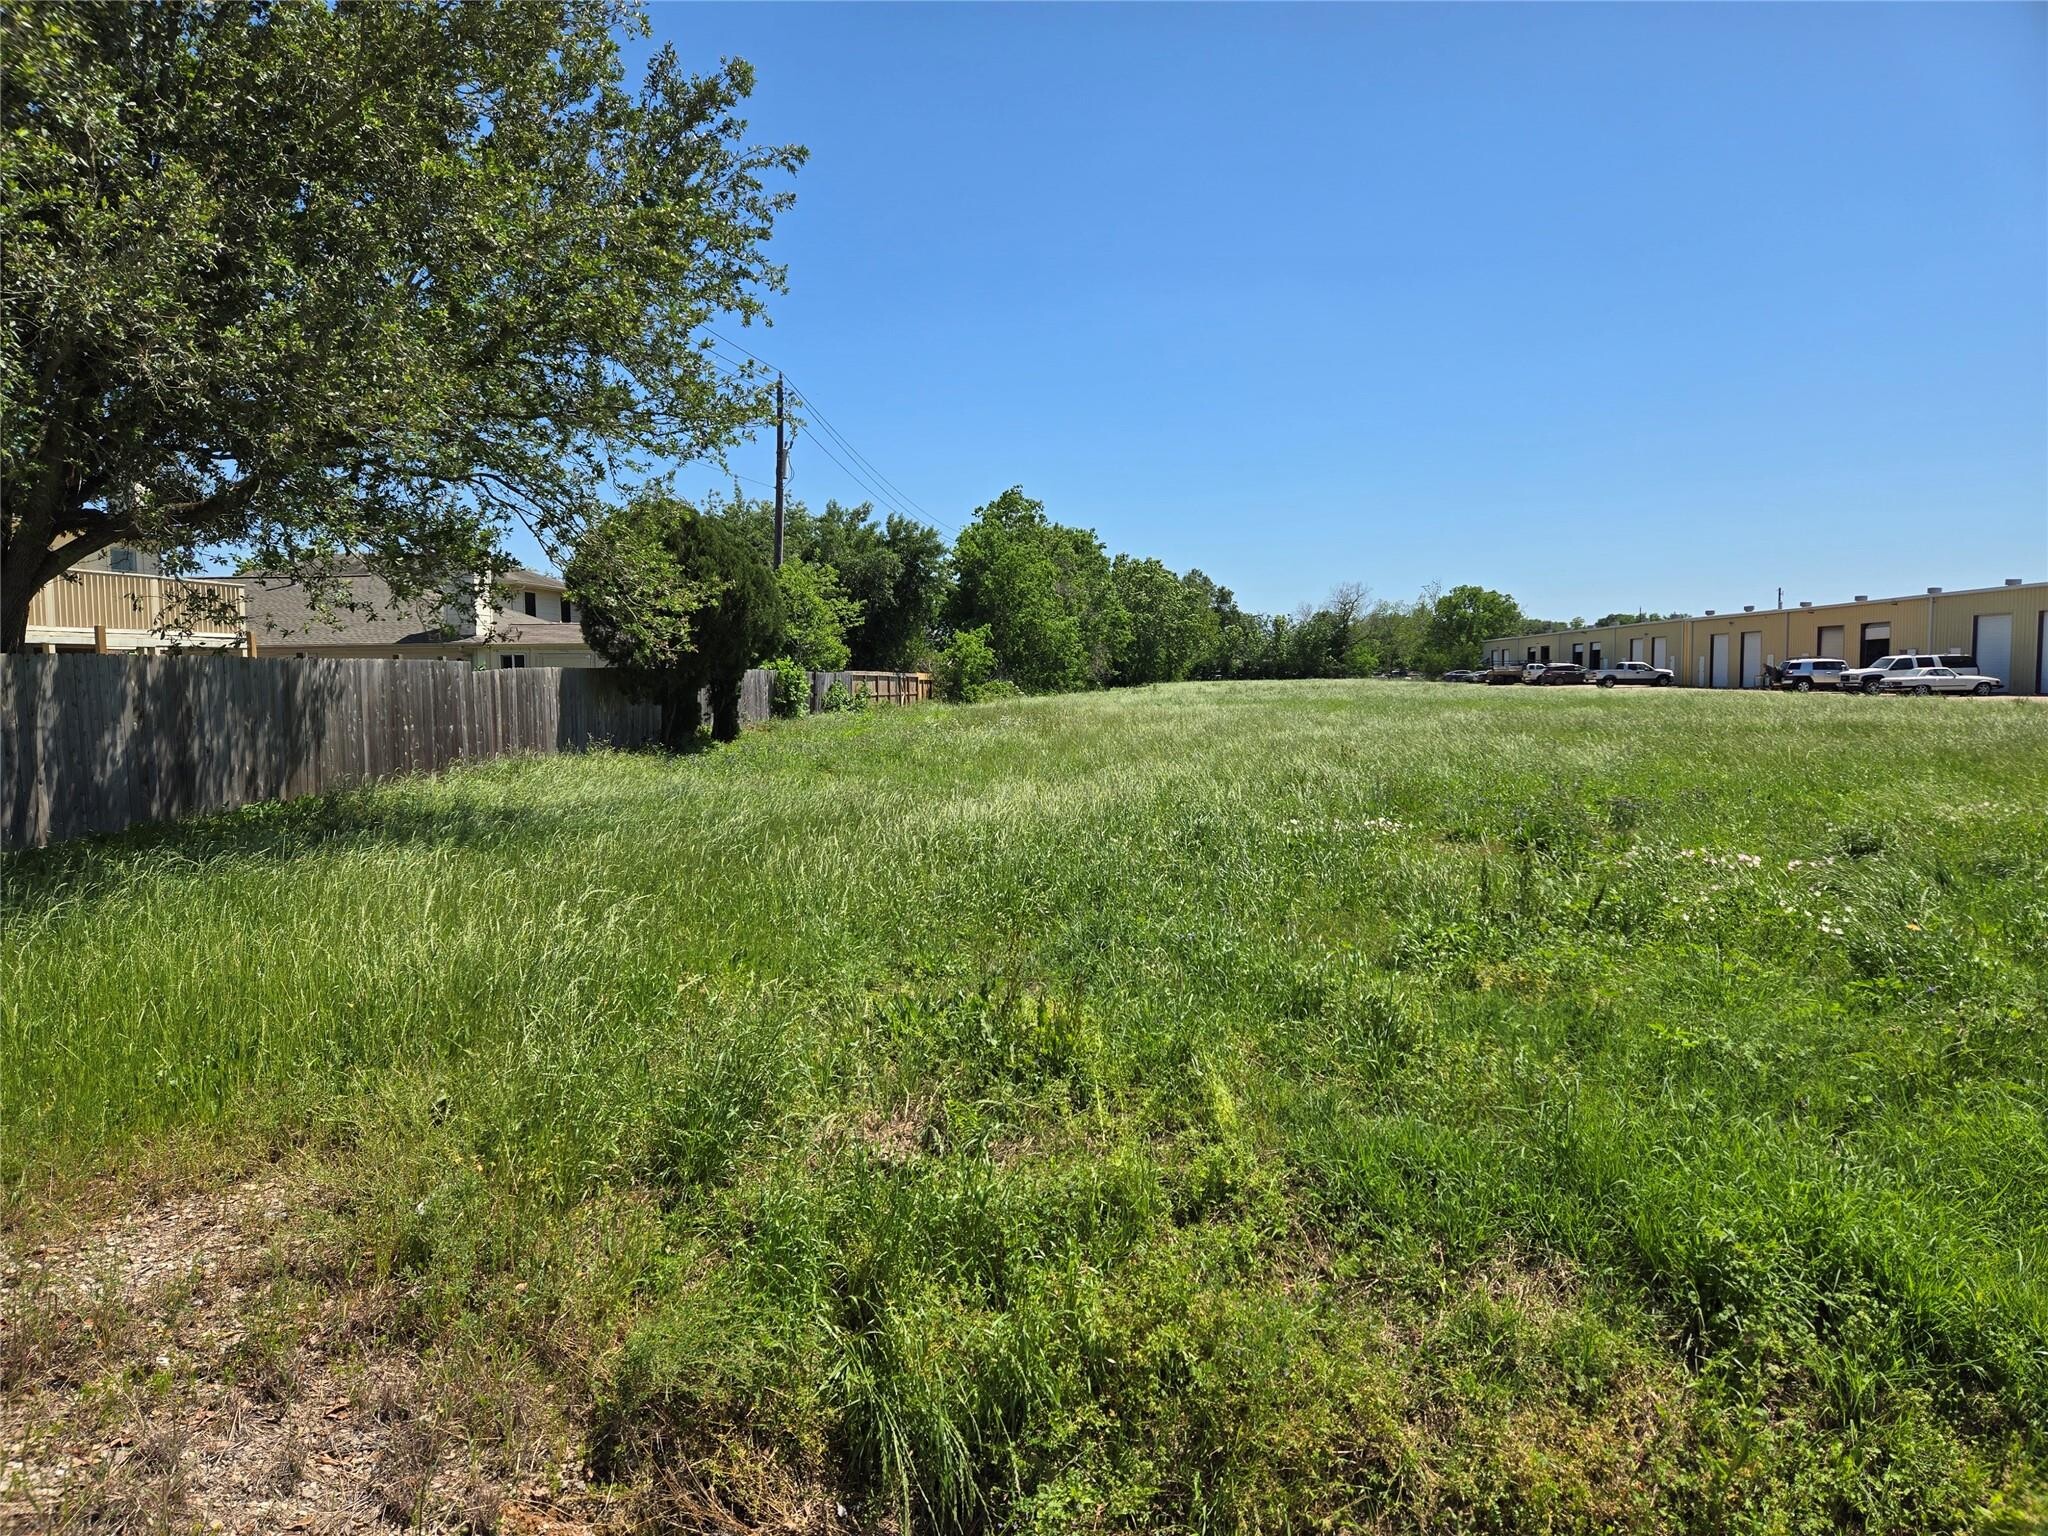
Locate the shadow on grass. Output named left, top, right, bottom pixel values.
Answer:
left=0, top=741, right=704, bottom=904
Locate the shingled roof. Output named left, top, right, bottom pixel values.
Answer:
left=243, top=571, right=461, bottom=647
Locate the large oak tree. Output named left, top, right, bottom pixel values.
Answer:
left=1, top=0, right=802, bottom=649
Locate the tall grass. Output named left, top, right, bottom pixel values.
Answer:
left=6, top=683, right=2046, bottom=1530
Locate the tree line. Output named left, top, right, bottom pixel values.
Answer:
left=565, top=481, right=1531, bottom=742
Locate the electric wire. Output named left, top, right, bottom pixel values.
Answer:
left=701, top=327, right=959, bottom=535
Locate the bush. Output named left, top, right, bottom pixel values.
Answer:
left=765, top=657, right=809, bottom=719
left=821, top=680, right=870, bottom=713
left=936, top=625, right=1005, bottom=703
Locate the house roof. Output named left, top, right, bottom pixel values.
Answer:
left=244, top=571, right=460, bottom=647
left=244, top=568, right=592, bottom=650
left=505, top=567, right=567, bottom=593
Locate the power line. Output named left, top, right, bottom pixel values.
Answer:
left=787, top=387, right=950, bottom=532
left=700, top=325, right=958, bottom=535
left=697, top=352, right=917, bottom=521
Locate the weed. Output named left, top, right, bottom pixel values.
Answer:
left=5, top=680, right=2045, bottom=1530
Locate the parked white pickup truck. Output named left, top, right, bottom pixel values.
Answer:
left=1589, top=660, right=1675, bottom=688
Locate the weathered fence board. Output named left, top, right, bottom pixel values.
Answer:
left=1, top=656, right=933, bottom=849
left=0, top=656, right=651, bottom=848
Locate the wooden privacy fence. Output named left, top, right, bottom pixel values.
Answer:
left=810, top=669, right=935, bottom=710
left=0, top=657, right=930, bottom=849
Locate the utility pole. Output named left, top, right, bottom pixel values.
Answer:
left=772, top=374, right=787, bottom=569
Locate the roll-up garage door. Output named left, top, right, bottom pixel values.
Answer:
left=1973, top=614, right=2012, bottom=693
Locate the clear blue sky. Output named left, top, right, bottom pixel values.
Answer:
left=549, top=2, right=2047, bottom=620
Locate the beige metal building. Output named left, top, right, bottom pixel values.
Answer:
left=23, top=544, right=247, bottom=653
left=1483, top=578, right=2047, bottom=694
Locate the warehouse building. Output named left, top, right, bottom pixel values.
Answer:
left=1483, top=578, right=2047, bottom=694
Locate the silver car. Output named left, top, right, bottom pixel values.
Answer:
left=1876, top=665, right=2002, bottom=697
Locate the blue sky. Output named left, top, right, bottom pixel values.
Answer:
left=550, top=2, right=2046, bottom=620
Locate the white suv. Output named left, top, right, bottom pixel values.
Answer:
left=1840, top=654, right=1943, bottom=694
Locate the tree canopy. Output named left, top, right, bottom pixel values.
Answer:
left=775, top=555, right=861, bottom=672
left=568, top=496, right=783, bottom=745
left=718, top=493, right=948, bottom=670
left=0, top=0, right=803, bottom=648
left=948, top=488, right=1129, bottom=693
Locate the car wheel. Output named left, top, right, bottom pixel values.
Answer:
left=1598, top=676, right=1615, bottom=688
left=1654, top=676, right=1672, bottom=687
left=1863, top=678, right=1883, bottom=694
left=1973, top=682, right=1992, bottom=695
left=1793, top=679, right=1811, bottom=692
left=1913, top=684, right=1931, bottom=696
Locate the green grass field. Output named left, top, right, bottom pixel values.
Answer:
left=6, top=682, right=2046, bottom=1532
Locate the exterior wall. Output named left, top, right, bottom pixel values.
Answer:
left=482, top=582, right=577, bottom=635
left=265, top=642, right=606, bottom=669
left=68, top=545, right=164, bottom=577
left=480, top=645, right=605, bottom=670
left=1483, top=581, right=2046, bottom=694
left=269, top=644, right=473, bottom=662
left=25, top=569, right=247, bottom=651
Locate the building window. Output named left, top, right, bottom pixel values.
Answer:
left=561, top=597, right=574, bottom=623
left=523, top=591, right=538, bottom=617
left=108, top=547, right=138, bottom=573
left=500, top=653, right=529, bottom=669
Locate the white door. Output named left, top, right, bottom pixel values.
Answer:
left=1628, top=638, right=1643, bottom=662
left=1653, top=636, right=1670, bottom=670
left=1816, top=625, right=1845, bottom=660
left=1740, top=632, right=1762, bottom=689
left=1973, top=614, right=2012, bottom=692
left=1709, top=633, right=1731, bottom=689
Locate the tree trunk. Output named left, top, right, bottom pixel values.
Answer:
left=1, top=513, right=125, bottom=653
left=660, top=682, right=701, bottom=751
left=0, top=561, right=38, bottom=653
left=709, top=675, right=741, bottom=742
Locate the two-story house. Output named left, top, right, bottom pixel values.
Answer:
left=243, top=566, right=602, bottom=668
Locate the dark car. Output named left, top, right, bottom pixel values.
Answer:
left=1530, top=662, right=1588, bottom=685
left=1440, top=669, right=1479, bottom=683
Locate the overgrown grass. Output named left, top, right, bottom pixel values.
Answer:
left=6, top=682, right=2046, bottom=1531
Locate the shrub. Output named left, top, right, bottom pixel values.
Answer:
left=821, top=680, right=870, bottom=713
left=765, top=657, right=809, bottom=719
left=936, top=625, right=1004, bottom=703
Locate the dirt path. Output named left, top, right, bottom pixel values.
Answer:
left=1, top=1177, right=608, bottom=1534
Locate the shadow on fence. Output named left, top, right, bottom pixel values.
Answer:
left=1, top=656, right=930, bottom=849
